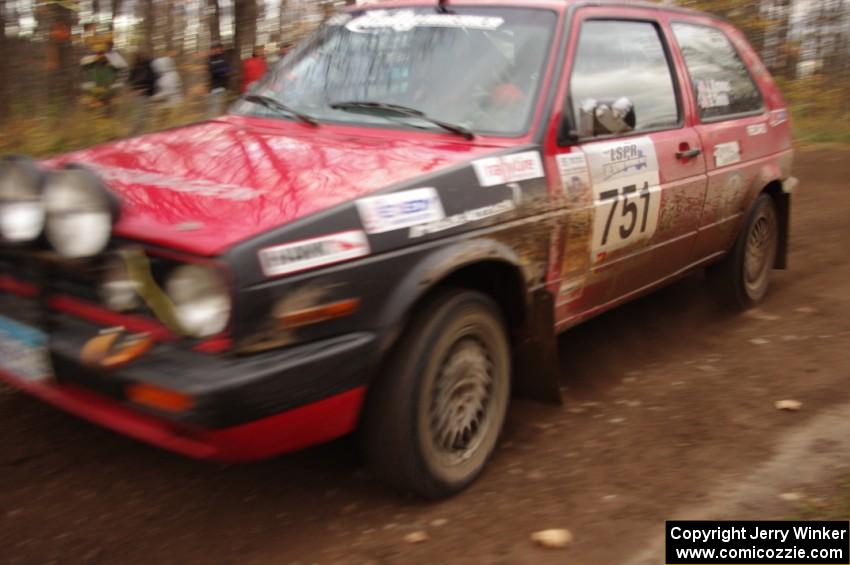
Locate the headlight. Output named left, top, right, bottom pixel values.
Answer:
left=99, top=254, right=141, bottom=312
left=44, top=166, right=119, bottom=258
left=166, top=264, right=231, bottom=338
left=0, top=157, right=45, bottom=243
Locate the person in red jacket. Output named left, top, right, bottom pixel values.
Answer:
left=241, top=46, right=267, bottom=93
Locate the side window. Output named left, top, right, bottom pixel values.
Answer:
left=672, top=23, right=763, bottom=120
left=570, top=19, right=679, bottom=137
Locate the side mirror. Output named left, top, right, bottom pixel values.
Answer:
left=578, top=97, right=636, bottom=138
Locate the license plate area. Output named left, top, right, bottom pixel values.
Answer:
left=0, top=314, right=53, bottom=383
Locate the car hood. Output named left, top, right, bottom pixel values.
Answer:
left=49, top=117, right=502, bottom=256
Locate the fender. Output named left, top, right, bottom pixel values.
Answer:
left=376, top=237, right=562, bottom=404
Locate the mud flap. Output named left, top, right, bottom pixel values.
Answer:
left=513, top=288, right=562, bottom=404
left=774, top=192, right=790, bottom=270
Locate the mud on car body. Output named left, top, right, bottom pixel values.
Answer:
left=0, top=0, right=795, bottom=498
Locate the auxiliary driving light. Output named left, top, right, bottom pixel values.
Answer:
left=0, top=157, right=46, bottom=243
left=44, top=165, right=120, bottom=259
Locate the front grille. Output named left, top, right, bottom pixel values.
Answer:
left=0, top=248, right=170, bottom=329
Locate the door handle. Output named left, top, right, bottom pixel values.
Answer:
left=676, top=148, right=702, bottom=160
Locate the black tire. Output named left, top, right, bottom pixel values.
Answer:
left=708, top=193, right=779, bottom=308
left=361, top=289, right=511, bottom=499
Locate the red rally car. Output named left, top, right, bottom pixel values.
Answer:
left=0, top=0, right=795, bottom=498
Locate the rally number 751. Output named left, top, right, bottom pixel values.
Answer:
left=599, top=181, right=652, bottom=245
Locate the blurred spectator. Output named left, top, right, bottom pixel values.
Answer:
left=104, top=42, right=128, bottom=74
left=241, top=46, right=267, bottom=93
left=151, top=55, right=183, bottom=125
left=81, top=51, right=122, bottom=112
left=128, top=51, right=156, bottom=134
left=207, top=42, right=231, bottom=118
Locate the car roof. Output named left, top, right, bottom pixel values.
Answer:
left=351, top=0, right=715, bottom=19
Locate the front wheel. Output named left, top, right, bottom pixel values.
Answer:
left=361, top=290, right=511, bottom=499
left=709, top=193, right=779, bottom=308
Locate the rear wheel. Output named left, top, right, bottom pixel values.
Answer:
left=709, top=194, right=779, bottom=308
left=361, top=289, right=511, bottom=499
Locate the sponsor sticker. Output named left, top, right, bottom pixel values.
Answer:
left=556, top=152, right=591, bottom=199
left=259, top=230, right=370, bottom=277
left=345, top=10, right=503, bottom=33
left=473, top=151, right=545, bottom=188
left=409, top=199, right=515, bottom=238
left=696, top=79, right=732, bottom=109
left=747, top=123, right=768, bottom=137
left=769, top=108, right=789, bottom=127
left=582, top=136, right=661, bottom=263
left=714, top=141, right=742, bottom=167
left=356, top=187, right=445, bottom=234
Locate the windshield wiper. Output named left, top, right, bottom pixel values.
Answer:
left=329, top=101, right=475, bottom=140
left=241, top=94, right=319, bottom=126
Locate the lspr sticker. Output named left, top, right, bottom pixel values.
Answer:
left=582, top=137, right=661, bottom=262
left=473, top=151, right=544, bottom=188
left=356, top=187, right=445, bottom=234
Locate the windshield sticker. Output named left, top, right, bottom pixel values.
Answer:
left=345, top=10, right=504, bottom=33
left=409, top=199, right=515, bottom=238
left=696, top=79, right=732, bottom=109
left=747, top=123, right=768, bottom=137
left=556, top=152, right=591, bottom=203
left=357, top=187, right=445, bottom=234
left=259, top=230, right=370, bottom=278
left=473, top=151, right=544, bottom=188
left=714, top=141, right=742, bottom=167
left=582, top=137, right=661, bottom=264
left=95, top=165, right=261, bottom=202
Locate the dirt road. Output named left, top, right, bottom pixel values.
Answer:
left=2, top=149, right=849, bottom=565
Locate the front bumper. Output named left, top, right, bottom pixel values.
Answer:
left=0, top=296, right=373, bottom=462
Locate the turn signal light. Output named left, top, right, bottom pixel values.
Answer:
left=126, top=383, right=194, bottom=413
left=278, top=298, right=360, bottom=330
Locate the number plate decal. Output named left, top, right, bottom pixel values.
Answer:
left=0, top=315, right=52, bottom=383
left=582, top=137, right=662, bottom=263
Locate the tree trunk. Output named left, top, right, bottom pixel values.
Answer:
left=0, top=0, right=7, bottom=119
left=142, top=0, right=154, bottom=54
left=165, top=1, right=175, bottom=54
left=207, top=0, right=222, bottom=45
left=38, top=1, right=77, bottom=109
left=112, top=0, right=124, bottom=21
left=232, top=0, right=257, bottom=88
left=234, top=0, right=257, bottom=60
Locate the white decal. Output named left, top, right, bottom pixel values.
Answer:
left=556, top=152, right=591, bottom=198
left=345, top=10, right=503, bottom=33
left=697, top=79, right=732, bottom=109
left=409, top=199, right=515, bottom=238
left=714, top=141, right=742, bottom=167
left=769, top=109, right=789, bottom=127
left=356, top=187, right=445, bottom=234
left=473, top=151, right=544, bottom=188
left=582, top=137, right=661, bottom=263
left=747, top=123, right=768, bottom=137
left=259, top=231, right=370, bottom=277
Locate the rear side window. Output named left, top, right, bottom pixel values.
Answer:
left=671, top=23, right=763, bottom=121
left=570, top=19, right=680, bottom=136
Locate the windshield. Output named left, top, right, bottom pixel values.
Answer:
left=232, top=7, right=557, bottom=137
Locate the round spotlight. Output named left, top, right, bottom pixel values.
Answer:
left=0, top=157, right=46, bottom=243
left=44, top=166, right=120, bottom=259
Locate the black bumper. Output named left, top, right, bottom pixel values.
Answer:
left=3, top=297, right=376, bottom=429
